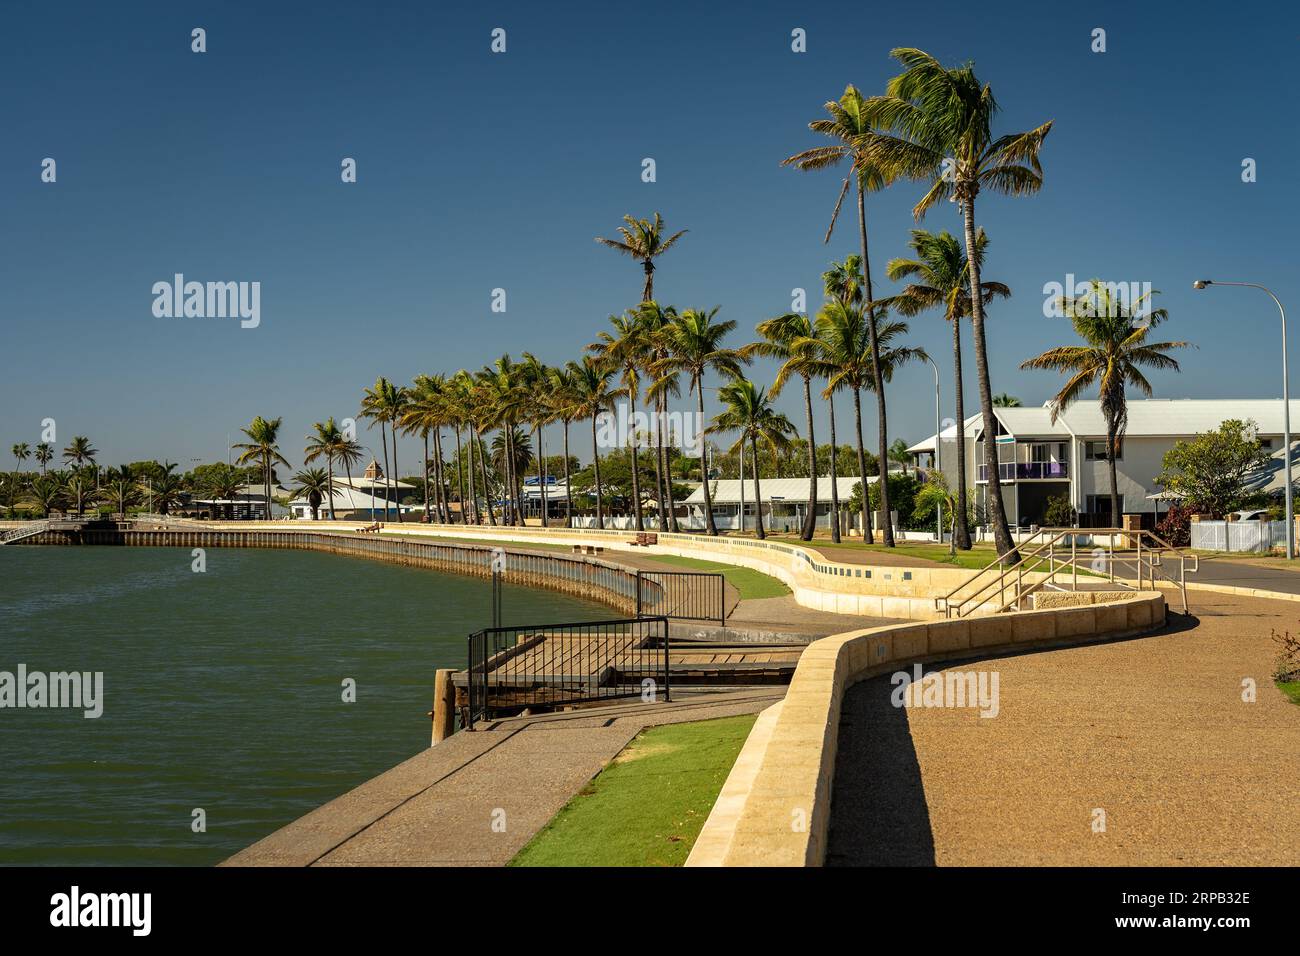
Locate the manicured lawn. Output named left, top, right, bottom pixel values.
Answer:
left=1278, top=681, right=1300, bottom=706
left=641, top=554, right=791, bottom=599
left=510, top=714, right=757, bottom=867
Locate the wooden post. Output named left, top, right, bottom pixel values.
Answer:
left=431, top=668, right=457, bottom=745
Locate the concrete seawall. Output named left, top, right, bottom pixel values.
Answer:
left=19, top=527, right=643, bottom=615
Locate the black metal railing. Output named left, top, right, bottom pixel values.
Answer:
left=466, top=616, right=669, bottom=728
left=635, top=570, right=726, bottom=625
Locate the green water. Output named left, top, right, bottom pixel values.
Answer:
left=0, top=546, right=611, bottom=866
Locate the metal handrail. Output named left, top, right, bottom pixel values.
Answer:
left=938, top=527, right=1199, bottom=617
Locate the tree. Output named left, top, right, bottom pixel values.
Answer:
left=101, top=465, right=141, bottom=515
left=992, top=393, right=1021, bottom=407
left=1022, top=280, right=1189, bottom=524
left=361, top=378, right=409, bottom=522
left=595, top=213, right=687, bottom=303
left=1156, top=419, right=1271, bottom=519
left=63, top=436, right=97, bottom=469
left=11, top=443, right=30, bottom=472
left=547, top=364, right=581, bottom=528
left=915, top=471, right=962, bottom=556
left=590, top=312, right=651, bottom=531
left=639, top=301, right=684, bottom=532
left=887, top=227, right=1009, bottom=550
left=888, top=438, right=912, bottom=476
left=652, top=307, right=749, bottom=535
left=291, top=467, right=334, bottom=521
left=569, top=356, right=618, bottom=529
left=863, top=47, right=1054, bottom=560
left=750, top=312, right=820, bottom=540
left=1042, top=493, right=1077, bottom=528
left=304, top=418, right=345, bottom=520
left=34, top=443, right=54, bottom=474
left=709, top=377, right=797, bottom=539
left=30, top=473, right=65, bottom=516
left=233, top=417, right=289, bottom=519
left=784, top=84, right=898, bottom=545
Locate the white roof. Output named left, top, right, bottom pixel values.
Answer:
left=683, top=476, right=871, bottom=505
left=908, top=399, right=1300, bottom=449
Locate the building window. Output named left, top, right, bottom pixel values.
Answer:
left=1084, top=440, right=1122, bottom=461
left=1259, top=437, right=1275, bottom=450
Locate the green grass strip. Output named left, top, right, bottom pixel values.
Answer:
left=510, top=713, right=758, bottom=867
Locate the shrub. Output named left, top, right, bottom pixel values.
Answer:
left=1155, top=503, right=1193, bottom=548
left=1042, top=493, right=1076, bottom=527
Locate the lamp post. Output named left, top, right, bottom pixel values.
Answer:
left=922, top=355, right=943, bottom=543
left=1194, top=280, right=1292, bottom=559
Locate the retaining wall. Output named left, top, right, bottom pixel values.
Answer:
left=685, top=590, right=1168, bottom=867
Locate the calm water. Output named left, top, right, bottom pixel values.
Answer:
left=0, top=546, right=610, bottom=866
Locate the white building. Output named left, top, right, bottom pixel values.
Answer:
left=288, top=460, right=419, bottom=520
left=907, top=399, right=1300, bottom=530
left=682, top=476, right=872, bottom=532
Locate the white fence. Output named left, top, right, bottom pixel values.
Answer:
left=1190, top=520, right=1291, bottom=553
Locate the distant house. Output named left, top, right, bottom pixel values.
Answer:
left=682, top=476, right=871, bottom=532
left=289, top=459, right=418, bottom=520
left=907, top=398, right=1300, bottom=529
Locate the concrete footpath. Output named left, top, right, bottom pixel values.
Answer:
left=223, top=687, right=783, bottom=867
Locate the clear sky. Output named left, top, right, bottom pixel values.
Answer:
left=2, top=0, right=1297, bottom=473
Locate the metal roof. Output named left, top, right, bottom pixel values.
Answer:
left=682, top=476, right=872, bottom=505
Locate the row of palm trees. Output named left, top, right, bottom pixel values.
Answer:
left=10, top=437, right=95, bottom=475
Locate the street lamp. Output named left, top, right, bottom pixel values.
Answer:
left=1193, top=279, right=1293, bottom=559
left=921, top=355, right=943, bottom=543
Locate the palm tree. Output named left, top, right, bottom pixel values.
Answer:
left=291, top=467, right=334, bottom=521
left=638, top=301, right=684, bottom=532
left=151, top=462, right=186, bottom=516
left=34, top=443, right=54, bottom=475
left=992, top=393, right=1022, bottom=407
left=334, top=436, right=365, bottom=521
left=11, top=443, right=30, bottom=473
left=517, top=354, right=554, bottom=527
left=709, top=377, right=797, bottom=539
left=595, top=213, right=688, bottom=303
left=749, top=312, right=820, bottom=540
left=233, top=417, right=290, bottom=518
left=653, top=308, right=749, bottom=535
left=361, top=378, right=408, bottom=522
left=888, top=439, right=912, bottom=477
left=479, top=358, right=527, bottom=525
left=101, top=466, right=141, bottom=516
left=548, top=364, right=582, bottom=528
left=401, top=376, right=452, bottom=524
left=304, top=418, right=345, bottom=520
left=800, top=300, right=877, bottom=543
left=1021, top=280, right=1189, bottom=526
left=203, top=463, right=246, bottom=518
left=66, top=468, right=93, bottom=515
left=446, top=371, right=477, bottom=524
left=590, top=312, right=651, bottom=531
left=569, top=356, right=618, bottom=529
left=916, top=470, right=962, bottom=557
left=784, top=85, right=898, bottom=545
left=887, top=227, right=1010, bottom=550
left=861, top=48, right=1053, bottom=560
left=62, top=436, right=97, bottom=469
left=30, top=473, right=65, bottom=516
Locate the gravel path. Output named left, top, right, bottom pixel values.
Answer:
left=828, top=588, right=1300, bottom=866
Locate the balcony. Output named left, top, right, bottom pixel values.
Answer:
left=978, top=461, right=1070, bottom=481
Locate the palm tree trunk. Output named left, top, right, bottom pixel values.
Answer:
left=651, top=396, right=665, bottom=530
left=327, top=452, right=336, bottom=520
left=562, top=419, right=573, bottom=528
left=951, top=313, right=972, bottom=550
left=629, top=393, right=644, bottom=532
left=422, top=432, right=431, bottom=523
left=432, top=430, right=446, bottom=522
left=390, top=421, right=403, bottom=522
left=478, top=433, right=496, bottom=526
left=663, top=393, right=680, bottom=533
left=343, top=457, right=355, bottom=521
left=502, top=428, right=516, bottom=525
left=467, top=428, right=479, bottom=524
left=536, top=425, right=547, bottom=527
left=961, top=196, right=1017, bottom=560
left=851, top=387, right=874, bottom=543
left=752, top=435, right=765, bottom=540
left=1108, top=422, right=1121, bottom=527
left=378, top=423, right=391, bottom=523
left=857, top=181, right=893, bottom=547
left=801, top=376, right=818, bottom=541
left=697, top=381, right=718, bottom=535
left=454, top=427, right=467, bottom=524
left=591, top=416, right=604, bottom=530
left=827, top=394, right=841, bottom=543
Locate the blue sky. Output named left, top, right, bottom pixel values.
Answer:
left=2, top=0, right=1297, bottom=471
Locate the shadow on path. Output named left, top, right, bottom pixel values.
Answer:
left=826, top=673, right=935, bottom=866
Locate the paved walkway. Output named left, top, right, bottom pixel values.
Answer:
left=224, top=687, right=784, bottom=867
left=827, top=588, right=1300, bottom=865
